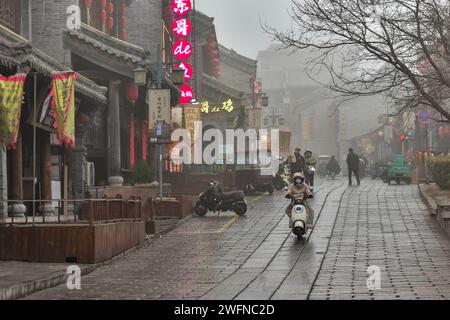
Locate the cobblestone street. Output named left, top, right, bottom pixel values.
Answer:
left=23, top=178, right=450, bottom=300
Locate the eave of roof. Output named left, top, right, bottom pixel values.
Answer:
left=0, top=24, right=107, bottom=105
left=219, top=44, right=257, bottom=68
left=202, top=73, right=245, bottom=100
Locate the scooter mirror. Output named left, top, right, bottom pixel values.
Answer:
left=283, top=186, right=289, bottom=192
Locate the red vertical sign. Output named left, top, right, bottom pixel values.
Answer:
left=172, top=0, right=194, bottom=104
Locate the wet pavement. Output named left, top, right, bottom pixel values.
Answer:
left=23, top=178, right=450, bottom=300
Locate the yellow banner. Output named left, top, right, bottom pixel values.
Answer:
left=0, top=74, right=27, bottom=148
left=183, top=105, right=202, bottom=144
left=51, top=72, right=76, bottom=147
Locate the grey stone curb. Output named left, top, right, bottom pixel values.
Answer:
left=418, top=184, right=437, bottom=216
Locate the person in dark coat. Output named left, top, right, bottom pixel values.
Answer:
left=294, top=147, right=306, bottom=173
left=326, top=155, right=341, bottom=176
left=346, top=148, right=360, bottom=186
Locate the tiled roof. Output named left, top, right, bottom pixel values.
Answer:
left=219, top=44, right=257, bottom=68
left=0, top=25, right=107, bottom=105
left=202, top=73, right=245, bottom=100
left=64, top=24, right=151, bottom=67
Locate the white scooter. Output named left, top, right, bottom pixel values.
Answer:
left=285, top=193, right=314, bottom=240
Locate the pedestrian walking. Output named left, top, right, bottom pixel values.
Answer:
left=346, top=148, right=360, bottom=186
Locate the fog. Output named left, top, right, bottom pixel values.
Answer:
left=196, top=0, right=293, bottom=59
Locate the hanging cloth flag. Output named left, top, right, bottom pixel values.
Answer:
left=183, top=105, right=202, bottom=145
left=51, top=72, right=76, bottom=147
left=0, top=74, right=27, bottom=148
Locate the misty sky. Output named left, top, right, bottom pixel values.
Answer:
left=196, top=0, right=294, bottom=59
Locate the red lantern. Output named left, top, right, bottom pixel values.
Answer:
left=108, top=17, right=114, bottom=29
left=120, top=16, right=127, bottom=27
left=108, top=2, right=114, bottom=14
left=208, top=41, right=217, bottom=50
left=84, top=0, right=92, bottom=8
left=438, top=126, right=446, bottom=138
left=100, top=9, right=107, bottom=22
left=120, top=3, right=126, bottom=14
left=126, top=83, right=139, bottom=104
left=212, top=57, right=220, bottom=65
left=120, top=28, right=127, bottom=40
left=100, top=0, right=107, bottom=8
left=77, top=113, right=90, bottom=125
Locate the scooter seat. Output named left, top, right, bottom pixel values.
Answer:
left=221, top=191, right=244, bottom=200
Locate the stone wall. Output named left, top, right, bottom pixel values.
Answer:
left=30, top=0, right=78, bottom=65
left=126, top=0, right=162, bottom=62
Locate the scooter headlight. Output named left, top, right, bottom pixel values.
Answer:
left=294, top=206, right=304, bottom=213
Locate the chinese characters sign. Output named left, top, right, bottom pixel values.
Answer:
left=248, top=108, right=261, bottom=128
left=183, top=105, right=202, bottom=143
left=172, top=18, right=192, bottom=37
left=172, top=0, right=194, bottom=104
left=179, top=84, right=194, bottom=104
left=149, top=89, right=171, bottom=124
left=172, top=0, right=191, bottom=15
left=0, top=74, right=26, bottom=148
left=200, top=99, right=234, bottom=113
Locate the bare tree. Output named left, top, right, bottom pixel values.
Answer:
left=264, top=0, right=450, bottom=121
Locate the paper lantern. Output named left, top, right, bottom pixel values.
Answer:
left=100, top=9, right=107, bottom=22
left=100, top=0, right=107, bottom=8
left=126, top=83, right=139, bottom=104
left=208, top=41, right=217, bottom=50
left=84, top=0, right=92, bottom=8
left=120, top=3, right=126, bottom=14
left=108, top=2, right=114, bottom=14
left=108, top=17, right=114, bottom=29
left=120, top=16, right=127, bottom=27
left=76, top=113, right=90, bottom=125
left=438, top=126, right=446, bottom=138
left=120, top=28, right=127, bottom=40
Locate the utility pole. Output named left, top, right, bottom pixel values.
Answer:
left=156, top=44, right=164, bottom=198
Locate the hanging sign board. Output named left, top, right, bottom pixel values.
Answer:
left=149, top=89, right=171, bottom=124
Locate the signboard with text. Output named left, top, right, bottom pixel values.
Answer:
left=149, top=89, right=171, bottom=124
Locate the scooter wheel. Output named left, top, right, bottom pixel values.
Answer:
left=234, top=202, right=247, bottom=216
left=194, top=202, right=207, bottom=217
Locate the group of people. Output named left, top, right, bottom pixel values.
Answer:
left=286, top=147, right=317, bottom=191
left=284, top=147, right=363, bottom=189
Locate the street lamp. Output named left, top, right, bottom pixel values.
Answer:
left=171, top=67, right=185, bottom=85
left=133, top=67, right=147, bottom=86
left=261, top=93, right=269, bottom=107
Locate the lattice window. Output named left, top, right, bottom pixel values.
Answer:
left=81, top=0, right=126, bottom=38
left=0, top=0, right=21, bottom=34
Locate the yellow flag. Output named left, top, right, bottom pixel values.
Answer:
left=51, top=72, right=76, bottom=147
left=0, top=74, right=26, bottom=148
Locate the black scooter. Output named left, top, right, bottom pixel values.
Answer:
left=194, top=181, right=248, bottom=217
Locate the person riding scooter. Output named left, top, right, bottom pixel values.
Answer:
left=285, top=172, right=314, bottom=229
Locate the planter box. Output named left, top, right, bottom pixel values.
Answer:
left=0, top=221, right=145, bottom=264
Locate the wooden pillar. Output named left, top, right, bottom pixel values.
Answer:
left=39, top=131, right=54, bottom=215
left=0, top=144, right=7, bottom=220
left=9, top=131, right=26, bottom=217
left=107, top=80, right=123, bottom=185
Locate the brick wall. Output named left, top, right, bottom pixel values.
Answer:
left=126, top=0, right=162, bottom=63
left=30, top=0, right=78, bottom=64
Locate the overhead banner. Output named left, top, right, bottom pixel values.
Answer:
left=51, top=72, right=76, bottom=147
left=0, top=74, right=27, bottom=148
left=149, top=88, right=171, bottom=124
left=279, top=130, right=291, bottom=154
left=183, top=105, right=202, bottom=144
